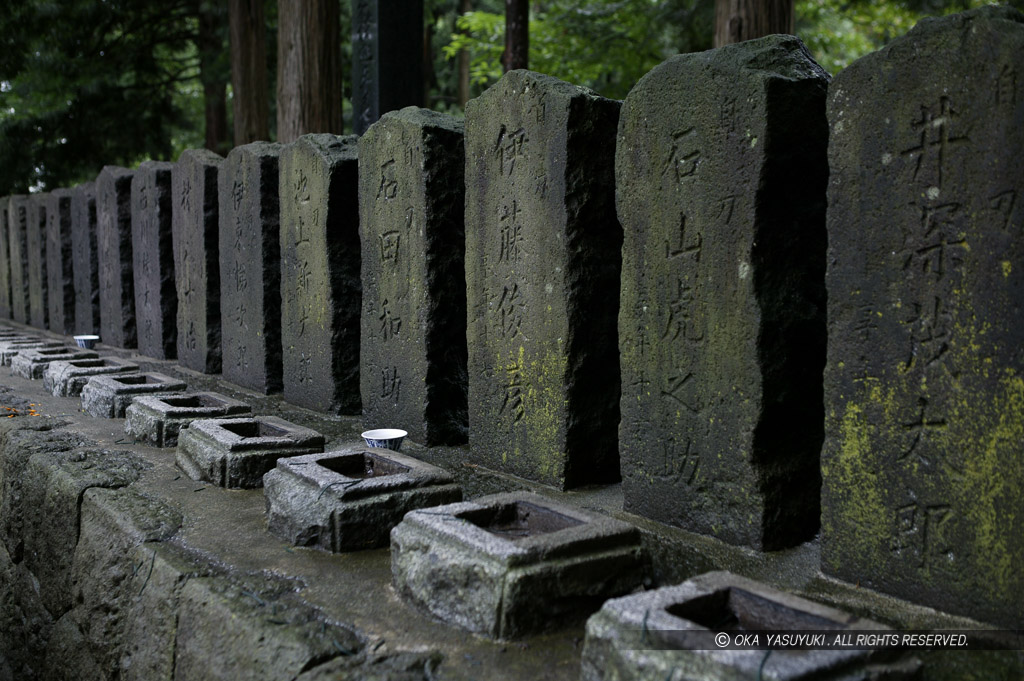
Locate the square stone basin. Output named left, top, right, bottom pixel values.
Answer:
left=11, top=347, right=100, bottom=379
left=43, top=357, right=139, bottom=396
left=124, top=391, right=252, bottom=447
left=81, top=372, right=187, bottom=418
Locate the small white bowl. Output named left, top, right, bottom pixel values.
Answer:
left=74, top=335, right=100, bottom=349
left=361, top=428, right=408, bottom=451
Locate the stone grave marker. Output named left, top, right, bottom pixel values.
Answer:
left=26, top=193, right=48, bottom=329
left=0, top=196, right=11, bottom=319
left=96, top=166, right=137, bottom=348
left=72, top=182, right=101, bottom=335
left=7, top=196, right=30, bottom=324
left=219, top=142, right=283, bottom=393
left=358, top=107, right=467, bottom=446
left=173, top=149, right=223, bottom=372
left=279, top=134, right=361, bottom=414
left=616, top=36, right=830, bottom=550
left=465, top=70, right=622, bottom=489
left=822, top=6, right=1024, bottom=628
left=131, top=161, right=177, bottom=359
left=45, top=189, right=76, bottom=335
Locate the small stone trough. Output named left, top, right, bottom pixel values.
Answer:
left=391, top=491, right=644, bottom=640
left=43, top=357, right=139, bottom=396
left=581, top=571, right=920, bottom=681
left=81, top=372, right=187, bottom=418
left=124, top=391, right=252, bottom=447
left=11, top=346, right=100, bottom=379
left=176, top=416, right=324, bottom=489
left=264, top=446, right=462, bottom=552
left=0, top=338, right=65, bottom=365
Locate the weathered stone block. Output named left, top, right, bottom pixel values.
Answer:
left=264, top=445, right=462, bottom=551
left=97, top=165, right=137, bottom=348
left=11, top=346, right=98, bottom=379
left=45, top=189, right=75, bottom=335
left=6, top=195, right=31, bottom=324
left=176, top=415, right=324, bottom=488
left=43, top=357, right=139, bottom=397
left=71, top=181, right=101, bottom=335
left=219, top=142, right=283, bottom=393
left=358, top=107, right=467, bottom=446
left=822, top=6, right=1024, bottom=629
left=132, top=160, right=177, bottom=359
left=465, top=70, right=622, bottom=489
left=391, top=491, right=643, bottom=639
left=124, top=391, right=251, bottom=448
left=25, top=193, right=48, bottom=329
left=81, top=372, right=187, bottom=419
left=173, top=148, right=223, bottom=372
left=581, top=571, right=915, bottom=681
left=0, top=196, right=11, bottom=320
left=0, top=337, right=62, bottom=366
left=616, top=36, right=830, bottom=549
left=279, top=134, right=361, bottom=414
left=351, top=1, right=423, bottom=135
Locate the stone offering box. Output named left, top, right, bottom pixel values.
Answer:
left=11, top=346, right=99, bottom=379
left=264, top=446, right=462, bottom=552
left=391, top=492, right=644, bottom=640
left=43, top=357, right=139, bottom=396
left=81, top=372, right=187, bottom=418
left=124, top=391, right=251, bottom=448
left=582, top=571, right=918, bottom=681
left=0, top=338, right=64, bottom=365
left=176, top=416, right=324, bottom=489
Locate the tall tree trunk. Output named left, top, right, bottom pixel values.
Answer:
left=199, top=1, right=230, bottom=154
left=502, top=0, right=528, bottom=72
left=277, top=0, right=343, bottom=143
left=714, top=0, right=794, bottom=48
left=229, top=0, right=270, bottom=145
left=457, top=0, right=472, bottom=108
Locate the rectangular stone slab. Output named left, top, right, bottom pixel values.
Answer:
left=358, top=107, right=468, bottom=446
left=264, top=445, right=461, bottom=551
left=173, top=148, right=222, bottom=372
left=218, top=142, right=283, bottom=393
left=25, top=193, right=48, bottom=329
left=279, top=134, right=361, bottom=414
left=45, top=189, right=76, bottom=335
left=43, top=357, right=139, bottom=397
left=80, top=372, right=187, bottom=418
left=0, top=196, right=11, bottom=319
left=96, top=166, right=137, bottom=348
left=464, top=70, right=622, bottom=489
left=822, top=6, right=1024, bottom=629
left=11, top=347, right=99, bottom=380
left=0, top=338, right=64, bottom=366
left=391, top=491, right=643, bottom=639
left=124, top=391, right=251, bottom=448
left=7, top=195, right=31, bottom=324
left=72, top=182, right=101, bottom=335
left=615, top=36, right=830, bottom=550
left=131, top=161, right=177, bottom=359
left=176, top=415, right=324, bottom=488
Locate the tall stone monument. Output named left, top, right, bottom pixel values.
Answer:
left=616, top=37, right=830, bottom=550
left=279, top=134, right=361, bottom=414
left=97, top=166, right=137, bottom=349
left=219, top=142, right=283, bottom=393
left=7, top=196, right=30, bottom=324
left=823, top=6, right=1024, bottom=628
left=45, top=189, right=76, bottom=335
left=131, top=161, right=177, bottom=359
left=358, top=107, right=467, bottom=445
left=465, top=70, right=622, bottom=489
left=26, top=193, right=48, bottom=329
left=72, top=182, right=100, bottom=335
left=0, top=197, right=10, bottom=320
left=173, top=149, right=223, bottom=373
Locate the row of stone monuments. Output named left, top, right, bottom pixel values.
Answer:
left=0, top=7, right=1019, bottom=629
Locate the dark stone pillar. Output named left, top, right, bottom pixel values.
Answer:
left=7, top=195, right=30, bottom=324
left=26, top=194, right=48, bottom=329
left=0, top=197, right=11, bottom=320
left=72, top=182, right=101, bottom=335
left=131, top=161, right=177, bottom=359
left=97, top=166, right=137, bottom=349
left=45, top=189, right=76, bottom=335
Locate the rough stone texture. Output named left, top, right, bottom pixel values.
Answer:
left=44, top=189, right=75, bottom=335
left=264, top=445, right=462, bottom=551
left=97, top=166, right=137, bottom=348
left=616, top=36, right=830, bottom=550
left=173, top=148, right=223, bottom=372
left=0, top=197, right=11, bottom=320
left=43, top=357, right=139, bottom=397
left=358, top=108, right=468, bottom=446
left=279, top=134, right=362, bottom=414
left=7, top=195, right=31, bottom=324
left=80, top=372, right=187, bottom=419
left=124, top=391, right=251, bottom=448
left=25, top=193, right=48, bottom=329
left=219, top=142, right=283, bottom=393
left=0, top=338, right=63, bottom=366
left=465, top=70, right=622, bottom=489
left=391, top=491, right=643, bottom=639
left=581, top=571, right=914, bottom=681
left=71, top=182, right=101, bottom=335
left=295, top=651, right=443, bottom=681
left=11, top=347, right=98, bottom=380
left=822, top=6, right=1024, bottom=629
left=131, top=161, right=177, bottom=359
left=176, top=415, right=325, bottom=488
